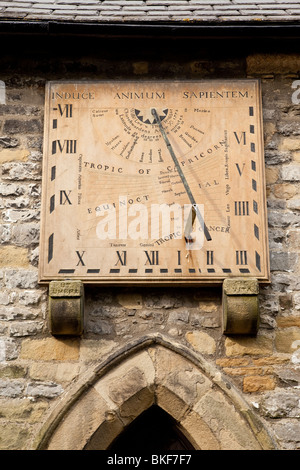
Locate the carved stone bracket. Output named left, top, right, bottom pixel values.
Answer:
left=49, top=280, right=84, bottom=336
left=222, top=278, right=260, bottom=335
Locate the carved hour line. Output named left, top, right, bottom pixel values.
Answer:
left=251, top=160, right=256, bottom=171
left=251, top=143, right=256, bottom=152
left=87, top=269, right=100, bottom=273
left=250, top=125, right=255, bottom=134
left=48, top=233, right=54, bottom=263
left=59, top=269, right=75, bottom=274
left=252, top=180, right=257, bottom=191
left=254, top=224, right=260, bottom=240
left=53, top=119, right=57, bottom=129
left=256, top=251, right=261, bottom=271
left=50, top=195, right=55, bottom=213
left=253, top=200, right=258, bottom=214
left=249, top=106, right=254, bottom=116
left=51, top=166, right=56, bottom=181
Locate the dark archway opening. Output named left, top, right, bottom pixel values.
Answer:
left=108, top=405, right=195, bottom=451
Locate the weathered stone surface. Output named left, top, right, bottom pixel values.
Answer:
left=193, top=389, right=261, bottom=450
left=4, top=269, right=38, bottom=289
left=243, top=376, right=276, bottom=393
left=26, top=382, right=63, bottom=399
left=261, top=390, right=300, bottom=418
left=117, top=293, right=142, bottom=309
left=0, top=246, right=29, bottom=267
left=247, top=54, right=300, bottom=74
left=0, top=379, right=24, bottom=398
left=20, top=338, right=80, bottom=361
left=29, top=363, right=80, bottom=383
left=225, top=335, right=273, bottom=357
left=273, top=421, right=300, bottom=448
left=0, top=423, right=29, bottom=450
left=185, top=331, right=216, bottom=355
left=275, top=328, right=300, bottom=353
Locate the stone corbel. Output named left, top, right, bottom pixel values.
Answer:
left=49, top=280, right=84, bottom=336
left=222, top=278, right=260, bottom=335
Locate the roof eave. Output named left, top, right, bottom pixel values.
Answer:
left=1, top=19, right=300, bottom=39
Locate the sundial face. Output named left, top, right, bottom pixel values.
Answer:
left=39, top=80, right=270, bottom=284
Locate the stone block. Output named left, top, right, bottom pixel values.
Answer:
left=4, top=269, right=38, bottom=289
left=0, top=246, right=29, bottom=268
left=26, top=382, right=63, bottom=399
left=117, top=293, right=142, bottom=309
left=243, top=376, right=276, bottom=393
left=20, top=337, right=80, bottom=361
left=0, top=149, right=29, bottom=163
left=0, top=423, right=29, bottom=450
left=180, top=410, right=220, bottom=450
left=275, top=327, right=300, bottom=353
left=185, top=331, right=216, bottom=355
left=281, top=164, right=300, bottom=181
left=247, top=54, right=300, bottom=74
left=225, top=335, right=273, bottom=357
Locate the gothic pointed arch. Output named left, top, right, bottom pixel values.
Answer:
left=34, top=334, right=277, bottom=450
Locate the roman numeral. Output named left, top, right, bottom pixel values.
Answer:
left=57, top=104, right=73, bottom=118
left=236, top=250, right=248, bottom=265
left=52, top=139, right=77, bottom=154
left=76, top=250, right=85, bottom=266
left=144, top=250, right=159, bottom=265
left=235, top=163, right=245, bottom=176
left=60, top=190, right=72, bottom=205
left=234, top=201, right=249, bottom=216
left=234, top=131, right=246, bottom=145
left=115, top=250, right=127, bottom=266
left=207, top=250, right=214, bottom=265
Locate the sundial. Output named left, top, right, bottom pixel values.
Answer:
left=39, top=80, right=270, bottom=285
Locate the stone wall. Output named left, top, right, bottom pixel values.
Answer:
left=0, top=39, right=300, bottom=450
